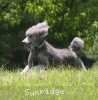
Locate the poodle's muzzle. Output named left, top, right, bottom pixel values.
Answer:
left=22, top=37, right=32, bottom=47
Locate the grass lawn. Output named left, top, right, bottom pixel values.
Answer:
left=0, top=66, right=98, bottom=100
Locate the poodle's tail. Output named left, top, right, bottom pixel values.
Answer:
left=69, top=37, right=84, bottom=53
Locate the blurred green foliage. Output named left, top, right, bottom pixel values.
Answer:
left=0, top=0, right=98, bottom=68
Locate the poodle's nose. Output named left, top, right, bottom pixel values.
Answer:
left=22, top=40, right=25, bottom=45
left=22, top=37, right=29, bottom=44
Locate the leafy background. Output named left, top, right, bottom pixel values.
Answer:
left=0, top=0, right=98, bottom=69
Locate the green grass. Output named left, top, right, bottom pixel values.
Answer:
left=0, top=66, right=98, bottom=100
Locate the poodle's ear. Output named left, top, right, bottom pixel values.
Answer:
left=38, top=27, right=49, bottom=38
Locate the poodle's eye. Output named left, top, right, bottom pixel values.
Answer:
left=29, top=35, right=32, bottom=38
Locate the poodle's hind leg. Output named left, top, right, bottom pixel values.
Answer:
left=76, top=57, right=87, bottom=71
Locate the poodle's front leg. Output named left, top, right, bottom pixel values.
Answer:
left=21, top=51, right=33, bottom=74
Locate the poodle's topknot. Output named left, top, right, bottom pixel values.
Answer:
left=26, top=21, right=49, bottom=36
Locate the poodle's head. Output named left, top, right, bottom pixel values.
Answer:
left=22, top=21, right=49, bottom=48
